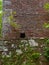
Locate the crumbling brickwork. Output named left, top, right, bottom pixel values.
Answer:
left=3, top=0, right=49, bottom=40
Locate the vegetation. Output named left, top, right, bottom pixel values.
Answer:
left=0, top=1, right=49, bottom=65
left=43, top=3, right=49, bottom=28
left=0, top=0, right=2, bottom=37
left=32, top=53, right=40, bottom=60
left=43, top=39, right=49, bottom=60
left=8, top=12, right=21, bottom=29
left=43, top=23, right=49, bottom=28
left=44, top=47, right=49, bottom=60
left=44, top=3, right=49, bottom=11
left=0, top=40, right=41, bottom=65
left=43, top=3, right=49, bottom=60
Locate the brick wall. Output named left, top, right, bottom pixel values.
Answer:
left=3, top=0, right=49, bottom=40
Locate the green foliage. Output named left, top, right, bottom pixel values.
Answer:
left=0, top=12, right=2, bottom=23
left=0, top=0, right=2, bottom=37
left=10, top=21, right=21, bottom=29
left=43, top=39, right=49, bottom=60
left=44, top=3, right=49, bottom=10
left=45, top=39, right=49, bottom=44
left=0, top=40, right=41, bottom=65
left=32, top=53, right=40, bottom=60
left=9, top=14, right=21, bottom=29
left=0, top=0, right=2, bottom=10
left=0, top=5, right=2, bottom=10
left=44, top=47, right=49, bottom=60
left=43, top=3, right=49, bottom=29
left=43, top=23, right=49, bottom=28
left=13, top=11, right=16, bottom=15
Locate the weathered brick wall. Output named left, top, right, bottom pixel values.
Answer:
left=3, top=0, right=49, bottom=40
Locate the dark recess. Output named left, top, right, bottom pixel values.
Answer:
left=20, top=32, right=25, bottom=38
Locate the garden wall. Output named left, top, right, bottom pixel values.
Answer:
left=0, top=1, right=49, bottom=65
left=2, top=0, right=49, bottom=40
